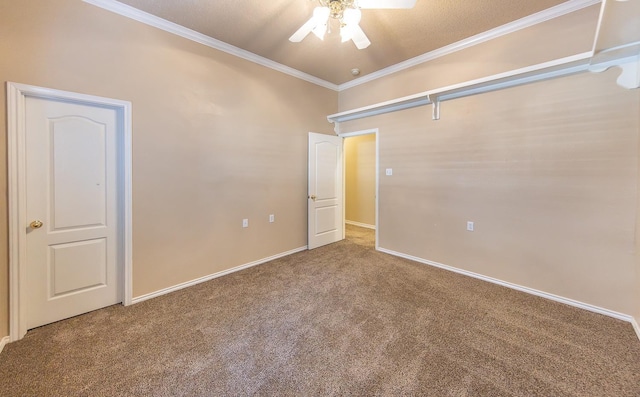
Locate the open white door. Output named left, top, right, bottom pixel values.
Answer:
left=308, top=132, right=344, bottom=249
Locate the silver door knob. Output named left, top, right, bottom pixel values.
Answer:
left=30, top=220, right=43, bottom=229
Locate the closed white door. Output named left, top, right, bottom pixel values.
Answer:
left=25, top=96, right=120, bottom=329
left=308, top=132, right=344, bottom=249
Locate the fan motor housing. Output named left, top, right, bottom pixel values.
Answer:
left=320, top=0, right=356, bottom=20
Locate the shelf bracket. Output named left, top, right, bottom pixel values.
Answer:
left=616, top=57, right=640, bottom=89
left=431, top=97, right=440, bottom=120
left=331, top=120, right=341, bottom=135
left=590, top=55, right=640, bottom=90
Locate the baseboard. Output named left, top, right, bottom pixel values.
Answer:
left=0, top=336, right=9, bottom=354
left=345, top=220, right=376, bottom=230
left=377, top=247, right=638, bottom=331
left=131, top=246, right=308, bottom=304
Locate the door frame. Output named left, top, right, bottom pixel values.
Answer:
left=338, top=128, right=379, bottom=250
left=7, top=82, right=133, bottom=341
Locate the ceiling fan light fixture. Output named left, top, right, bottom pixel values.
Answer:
left=319, top=0, right=353, bottom=19
left=290, top=0, right=415, bottom=48
left=340, top=7, right=361, bottom=42
left=311, top=6, right=330, bottom=40
left=343, top=7, right=362, bottom=25
left=313, top=6, right=331, bottom=24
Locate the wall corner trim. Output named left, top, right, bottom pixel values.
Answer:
left=81, top=0, right=339, bottom=91
left=376, top=247, right=639, bottom=335
left=0, top=336, right=9, bottom=354
left=131, top=246, right=308, bottom=304
left=632, top=318, right=640, bottom=342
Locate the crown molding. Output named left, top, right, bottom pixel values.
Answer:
left=338, top=0, right=601, bottom=91
left=83, top=0, right=599, bottom=94
left=82, top=0, right=339, bottom=91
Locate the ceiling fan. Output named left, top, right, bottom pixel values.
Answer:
left=289, top=0, right=417, bottom=49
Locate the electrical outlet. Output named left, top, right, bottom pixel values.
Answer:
left=467, top=221, right=474, bottom=232
left=243, top=219, right=249, bottom=228
left=385, top=168, right=393, bottom=176
left=269, top=214, right=275, bottom=223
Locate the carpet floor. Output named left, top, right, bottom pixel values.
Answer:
left=1, top=225, right=639, bottom=396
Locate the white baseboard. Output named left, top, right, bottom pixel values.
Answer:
left=377, top=247, right=639, bottom=336
left=131, top=246, right=308, bottom=304
left=0, top=336, right=9, bottom=354
left=345, top=220, right=376, bottom=230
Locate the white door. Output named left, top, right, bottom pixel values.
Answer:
left=25, top=96, right=121, bottom=329
left=308, top=132, right=344, bottom=249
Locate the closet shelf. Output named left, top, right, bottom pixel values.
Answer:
left=328, top=0, right=640, bottom=134
left=327, top=53, right=592, bottom=132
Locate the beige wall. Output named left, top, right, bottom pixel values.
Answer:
left=339, top=16, right=640, bottom=317
left=345, top=134, right=376, bottom=227
left=355, top=71, right=639, bottom=315
left=337, top=1, right=640, bottom=319
left=0, top=0, right=337, bottom=338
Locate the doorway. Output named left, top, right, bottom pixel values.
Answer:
left=341, top=128, right=379, bottom=249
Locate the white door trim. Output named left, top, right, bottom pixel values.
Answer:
left=338, top=128, right=379, bottom=250
left=7, top=82, right=133, bottom=342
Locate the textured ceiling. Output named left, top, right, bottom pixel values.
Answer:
left=116, top=0, right=569, bottom=85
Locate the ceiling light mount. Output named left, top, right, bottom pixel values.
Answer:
left=289, top=0, right=416, bottom=50
left=319, top=0, right=357, bottom=20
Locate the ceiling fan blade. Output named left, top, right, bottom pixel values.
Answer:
left=290, top=7, right=332, bottom=42
left=351, top=25, right=371, bottom=49
left=289, top=16, right=317, bottom=42
left=357, top=0, right=417, bottom=9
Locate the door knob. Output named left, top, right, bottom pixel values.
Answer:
left=309, top=195, right=316, bottom=200
left=30, top=220, right=43, bottom=229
